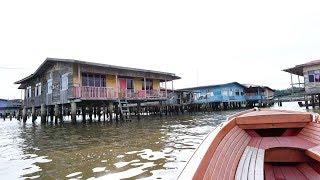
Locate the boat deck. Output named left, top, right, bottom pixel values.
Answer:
left=180, top=109, right=320, bottom=180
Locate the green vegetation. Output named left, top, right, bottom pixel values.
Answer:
left=274, top=87, right=304, bottom=98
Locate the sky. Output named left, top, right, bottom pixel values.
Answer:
left=1, top=0, right=320, bottom=99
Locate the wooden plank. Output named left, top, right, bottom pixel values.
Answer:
left=281, top=128, right=300, bottom=136
left=245, top=130, right=260, bottom=137
left=297, top=163, right=320, bottom=180
left=265, top=148, right=308, bottom=163
left=259, top=137, right=280, bottom=150
left=300, top=128, right=320, bottom=141
left=228, top=136, right=251, bottom=180
left=298, top=133, right=320, bottom=144
left=209, top=128, right=245, bottom=179
left=219, top=131, right=248, bottom=180
left=280, top=166, right=299, bottom=180
left=306, top=145, right=320, bottom=162
left=235, top=147, right=250, bottom=180
left=248, top=147, right=258, bottom=180
left=254, top=149, right=265, bottom=179
left=264, top=163, right=275, bottom=180
left=203, top=127, right=241, bottom=179
left=236, top=111, right=312, bottom=125
left=240, top=147, right=253, bottom=180
left=192, top=119, right=237, bottom=179
left=238, top=122, right=307, bottom=129
left=273, top=165, right=285, bottom=180
left=276, top=136, right=316, bottom=149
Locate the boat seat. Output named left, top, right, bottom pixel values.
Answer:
left=298, top=121, right=320, bottom=144
left=235, top=138, right=265, bottom=180
left=236, top=110, right=312, bottom=129
left=235, top=136, right=317, bottom=180
left=259, top=136, right=316, bottom=150
left=298, top=122, right=320, bottom=161
left=203, top=126, right=251, bottom=180
left=306, top=145, right=320, bottom=162
left=264, top=163, right=320, bottom=180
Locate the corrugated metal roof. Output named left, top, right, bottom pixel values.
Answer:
left=283, top=59, right=320, bottom=76
left=15, top=57, right=181, bottom=84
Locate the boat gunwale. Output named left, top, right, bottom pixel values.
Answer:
left=177, top=108, right=256, bottom=180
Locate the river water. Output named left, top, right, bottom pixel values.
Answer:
left=0, top=102, right=315, bottom=179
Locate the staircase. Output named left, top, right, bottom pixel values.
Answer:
left=118, top=99, right=130, bottom=120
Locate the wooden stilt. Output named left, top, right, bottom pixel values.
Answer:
left=71, top=102, right=77, bottom=124
left=22, top=107, right=27, bottom=122
left=31, top=106, right=36, bottom=122
left=88, top=106, right=93, bottom=123
left=40, top=104, right=46, bottom=123
left=54, top=104, right=59, bottom=124
left=81, top=106, right=86, bottom=123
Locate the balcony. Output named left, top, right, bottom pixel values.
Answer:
left=72, top=86, right=168, bottom=100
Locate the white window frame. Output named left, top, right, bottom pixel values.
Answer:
left=27, top=86, right=32, bottom=98
left=35, top=82, right=41, bottom=96
left=47, top=79, right=53, bottom=94
left=61, top=73, right=69, bottom=91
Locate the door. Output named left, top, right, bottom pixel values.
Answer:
left=119, top=78, right=127, bottom=98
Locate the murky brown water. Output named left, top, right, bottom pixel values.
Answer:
left=0, top=102, right=314, bottom=179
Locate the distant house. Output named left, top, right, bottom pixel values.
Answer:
left=179, top=82, right=247, bottom=104
left=179, top=82, right=274, bottom=107
left=244, top=84, right=275, bottom=106
left=283, top=60, right=320, bottom=95
left=0, top=99, right=22, bottom=117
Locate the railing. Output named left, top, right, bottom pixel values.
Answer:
left=72, top=86, right=168, bottom=100
left=72, top=86, right=118, bottom=99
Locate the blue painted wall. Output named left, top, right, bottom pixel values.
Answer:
left=188, top=83, right=247, bottom=104
left=0, top=99, right=8, bottom=109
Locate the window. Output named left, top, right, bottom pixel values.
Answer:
left=47, top=79, right=52, bottom=94
left=82, top=73, right=88, bottom=86
left=235, top=89, right=241, bottom=96
left=26, top=86, right=32, bottom=98
left=308, top=70, right=320, bottom=82
left=142, top=79, right=153, bottom=90
left=222, top=89, right=228, bottom=96
left=81, top=73, right=106, bottom=87
left=88, top=74, right=94, bottom=86
left=94, top=74, right=100, bottom=87
left=127, top=79, right=134, bottom=90
left=194, top=93, right=200, bottom=100
left=61, top=73, right=69, bottom=91
left=207, top=91, right=214, bottom=97
left=35, top=83, right=41, bottom=96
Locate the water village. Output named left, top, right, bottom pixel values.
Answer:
left=0, top=57, right=277, bottom=124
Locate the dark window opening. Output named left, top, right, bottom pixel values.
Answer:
left=127, top=79, right=134, bottom=90
left=82, top=73, right=106, bottom=87
left=142, top=79, right=153, bottom=90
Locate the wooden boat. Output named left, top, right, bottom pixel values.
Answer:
left=178, top=108, right=320, bottom=180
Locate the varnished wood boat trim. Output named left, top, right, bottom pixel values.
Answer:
left=177, top=109, right=256, bottom=180
left=238, top=122, right=308, bottom=129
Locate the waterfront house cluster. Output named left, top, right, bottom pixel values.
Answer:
left=13, top=58, right=274, bottom=123
left=179, top=82, right=274, bottom=107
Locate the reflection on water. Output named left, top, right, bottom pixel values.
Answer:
left=0, top=102, right=314, bottom=179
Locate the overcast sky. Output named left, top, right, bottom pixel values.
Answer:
left=1, top=0, right=320, bottom=99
